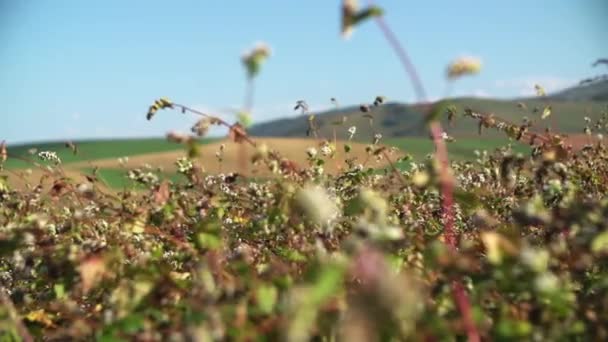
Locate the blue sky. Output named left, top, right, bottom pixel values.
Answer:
left=1, top=0, right=606, bottom=144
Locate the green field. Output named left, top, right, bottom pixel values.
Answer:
left=3, top=136, right=528, bottom=189
left=4, top=137, right=215, bottom=169
left=385, top=136, right=530, bottom=161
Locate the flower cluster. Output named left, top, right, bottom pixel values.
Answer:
left=37, top=151, right=61, bottom=164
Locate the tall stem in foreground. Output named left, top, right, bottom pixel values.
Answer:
left=240, top=77, right=256, bottom=174
left=244, top=77, right=255, bottom=111
left=367, top=4, right=480, bottom=341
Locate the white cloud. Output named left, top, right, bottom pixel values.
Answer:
left=494, top=76, right=576, bottom=96
left=471, top=89, right=491, bottom=98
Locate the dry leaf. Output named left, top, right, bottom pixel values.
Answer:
left=153, top=180, right=171, bottom=206
left=50, top=179, right=69, bottom=199
left=228, top=123, right=248, bottom=144
left=78, top=255, right=107, bottom=294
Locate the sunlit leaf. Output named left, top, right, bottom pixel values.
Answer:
left=256, top=285, right=278, bottom=315
left=541, top=106, right=552, bottom=120
left=25, top=309, right=56, bottom=328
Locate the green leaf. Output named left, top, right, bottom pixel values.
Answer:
left=592, top=230, right=608, bottom=254
left=237, top=111, right=253, bottom=128
left=197, top=233, right=222, bottom=250
left=497, top=318, right=532, bottom=338
left=353, top=6, right=384, bottom=25
left=278, top=248, right=307, bottom=262
left=310, top=263, right=345, bottom=305
left=186, top=140, right=201, bottom=158
left=54, top=283, right=66, bottom=300
left=256, top=285, right=278, bottom=315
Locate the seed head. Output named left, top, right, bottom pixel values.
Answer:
left=446, top=56, right=482, bottom=80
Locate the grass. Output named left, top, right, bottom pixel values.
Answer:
left=4, top=137, right=216, bottom=169
left=385, top=136, right=530, bottom=161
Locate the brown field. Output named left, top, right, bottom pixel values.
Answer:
left=564, top=134, right=603, bottom=150
left=4, top=138, right=403, bottom=189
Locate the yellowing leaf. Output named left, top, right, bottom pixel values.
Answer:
left=25, top=309, right=56, bottom=328
left=541, top=106, right=552, bottom=120
left=534, top=84, right=546, bottom=97
left=481, top=232, right=518, bottom=265
left=126, top=215, right=147, bottom=234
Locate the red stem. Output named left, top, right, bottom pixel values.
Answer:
left=451, top=281, right=481, bottom=342
left=367, top=3, right=479, bottom=340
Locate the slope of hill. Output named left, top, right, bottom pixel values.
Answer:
left=550, top=79, right=608, bottom=101
left=249, top=81, right=608, bottom=142
left=249, top=98, right=608, bottom=142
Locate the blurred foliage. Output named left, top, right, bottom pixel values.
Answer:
left=2, top=104, right=608, bottom=340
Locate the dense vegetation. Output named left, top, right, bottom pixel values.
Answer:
left=3, top=1, right=608, bottom=340
left=2, top=102, right=608, bottom=340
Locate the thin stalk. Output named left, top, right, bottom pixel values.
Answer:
left=240, top=77, right=256, bottom=174
left=244, top=77, right=255, bottom=111
left=367, top=3, right=480, bottom=340
left=370, top=11, right=456, bottom=248
left=172, top=103, right=257, bottom=147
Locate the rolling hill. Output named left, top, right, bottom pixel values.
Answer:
left=249, top=80, right=608, bottom=142
left=3, top=80, right=606, bottom=189
left=550, top=78, right=608, bottom=101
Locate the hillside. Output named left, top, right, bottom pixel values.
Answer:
left=249, top=81, right=608, bottom=142
left=550, top=79, right=608, bottom=101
